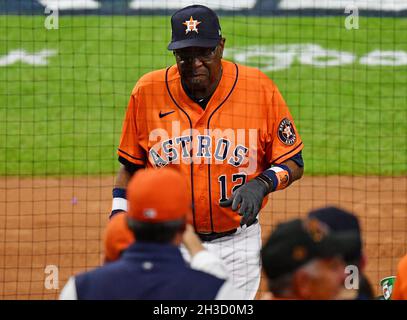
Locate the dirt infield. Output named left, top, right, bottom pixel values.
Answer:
left=0, top=175, right=406, bottom=299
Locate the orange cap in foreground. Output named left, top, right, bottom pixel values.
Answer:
left=127, top=168, right=191, bottom=223
left=104, top=212, right=135, bottom=262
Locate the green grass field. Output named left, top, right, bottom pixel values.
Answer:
left=0, top=15, right=406, bottom=176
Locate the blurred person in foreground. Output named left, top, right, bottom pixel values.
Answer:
left=261, top=218, right=359, bottom=300
left=392, top=254, right=407, bottom=300
left=60, top=168, right=243, bottom=300
left=102, top=211, right=226, bottom=280
left=103, top=211, right=135, bottom=263
left=308, top=206, right=375, bottom=300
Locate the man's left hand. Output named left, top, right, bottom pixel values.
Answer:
left=219, top=178, right=268, bottom=227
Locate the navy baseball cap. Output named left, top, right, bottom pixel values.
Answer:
left=261, top=218, right=359, bottom=280
left=308, top=206, right=363, bottom=263
left=167, top=5, right=222, bottom=50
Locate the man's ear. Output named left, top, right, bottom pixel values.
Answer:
left=218, top=38, right=226, bottom=58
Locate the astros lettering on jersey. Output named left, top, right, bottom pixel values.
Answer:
left=118, top=59, right=303, bottom=233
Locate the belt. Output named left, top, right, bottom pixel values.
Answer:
left=198, top=228, right=237, bottom=242
left=197, top=219, right=258, bottom=242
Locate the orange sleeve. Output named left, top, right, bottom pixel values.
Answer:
left=117, top=90, right=147, bottom=166
left=265, top=83, right=303, bottom=165
left=393, top=255, right=407, bottom=300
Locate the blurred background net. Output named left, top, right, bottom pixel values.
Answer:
left=0, top=0, right=406, bottom=299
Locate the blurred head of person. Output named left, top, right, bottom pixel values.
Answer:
left=103, top=212, right=135, bottom=263
left=261, top=218, right=360, bottom=300
left=126, top=168, right=192, bottom=245
left=308, top=206, right=363, bottom=267
left=308, top=206, right=374, bottom=300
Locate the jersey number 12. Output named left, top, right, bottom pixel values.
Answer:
left=218, top=173, right=247, bottom=202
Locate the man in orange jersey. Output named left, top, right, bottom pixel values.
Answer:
left=110, top=5, right=304, bottom=299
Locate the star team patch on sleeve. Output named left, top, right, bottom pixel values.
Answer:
left=278, top=118, right=296, bottom=145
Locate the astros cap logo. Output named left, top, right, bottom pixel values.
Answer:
left=183, top=16, right=201, bottom=34
left=303, top=218, right=329, bottom=242
left=143, top=209, right=157, bottom=219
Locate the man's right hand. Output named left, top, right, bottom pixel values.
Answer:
left=219, top=177, right=268, bottom=226
left=182, top=224, right=205, bottom=258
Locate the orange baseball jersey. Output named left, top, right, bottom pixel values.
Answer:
left=393, top=254, right=407, bottom=300
left=118, top=59, right=303, bottom=233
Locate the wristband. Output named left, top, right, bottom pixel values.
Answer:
left=111, top=188, right=127, bottom=213
left=259, top=164, right=291, bottom=192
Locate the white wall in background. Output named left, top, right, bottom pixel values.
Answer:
left=0, top=49, right=57, bottom=66
left=129, top=0, right=257, bottom=10
left=279, top=0, right=407, bottom=11
left=225, top=44, right=407, bottom=71
left=39, top=0, right=101, bottom=10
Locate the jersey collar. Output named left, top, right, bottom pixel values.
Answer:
left=166, top=60, right=238, bottom=125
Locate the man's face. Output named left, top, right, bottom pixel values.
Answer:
left=173, top=39, right=225, bottom=95
left=296, top=257, right=346, bottom=300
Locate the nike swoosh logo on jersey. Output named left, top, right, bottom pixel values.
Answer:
left=159, top=110, right=175, bottom=118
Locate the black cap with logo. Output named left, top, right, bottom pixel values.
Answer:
left=261, top=218, right=360, bottom=280
left=308, top=206, right=362, bottom=264
left=168, top=5, right=222, bottom=50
